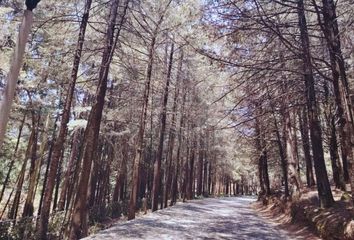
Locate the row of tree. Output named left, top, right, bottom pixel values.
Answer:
left=204, top=0, right=354, bottom=207
left=3, top=0, right=353, bottom=239
left=0, top=0, right=254, bottom=239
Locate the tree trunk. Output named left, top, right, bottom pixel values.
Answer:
left=37, top=114, right=58, bottom=217
left=329, top=116, right=346, bottom=189
left=171, top=78, right=186, bottom=205
left=52, top=150, right=64, bottom=212
left=270, top=103, right=289, bottom=198
left=203, top=145, right=208, bottom=196
left=0, top=9, right=34, bottom=149
left=152, top=43, right=174, bottom=211
left=69, top=0, right=123, bottom=238
left=197, top=137, right=204, bottom=196
left=298, top=107, right=315, bottom=187
left=0, top=113, right=26, bottom=203
left=297, top=0, right=334, bottom=208
left=317, top=0, right=354, bottom=201
left=255, top=117, right=265, bottom=196
left=8, top=121, right=36, bottom=220
left=57, top=128, right=82, bottom=211
left=23, top=112, right=49, bottom=218
left=36, top=0, right=92, bottom=237
left=113, top=139, right=128, bottom=203
left=128, top=29, right=160, bottom=220
left=284, top=109, right=302, bottom=198
left=164, top=49, right=182, bottom=207
left=187, top=138, right=196, bottom=200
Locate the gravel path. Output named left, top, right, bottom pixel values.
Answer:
left=84, top=197, right=305, bottom=240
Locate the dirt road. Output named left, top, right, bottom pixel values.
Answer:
left=84, top=197, right=312, bottom=240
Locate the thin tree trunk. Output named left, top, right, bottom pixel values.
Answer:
left=203, top=144, right=208, bottom=196
left=57, top=128, right=82, bottom=211
left=52, top=150, right=64, bottom=212
left=37, top=114, right=58, bottom=217
left=0, top=9, right=34, bottom=149
left=298, top=107, right=315, bottom=187
left=329, top=116, right=345, bottom=189
left=164, top=49, right=181, bottom=207
left=255, top=117, right=265, bottom=196
left=0, top=113, right=26, bottom=203
left=171, top=81, right=186, bottom=205
left=284, top=109, right=302, bottom=198
left=113, top=139, right=128, bottom=202
left=187, top=138, right=196, bottom=200
left=128, top=1, right=172, bottom=219
left=270, top=102, right=289, bottom=198
left=8, top=121, right=36, bottom=220
left=197, top=137, right=204, bottom=196
left=23, top=112, right=49, bottom=218
left=152, top=43, right=174, bottom=211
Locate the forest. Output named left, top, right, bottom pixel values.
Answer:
left=0, top=0, right=353, bottom=239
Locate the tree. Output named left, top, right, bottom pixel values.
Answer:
left=297, top=0, right=334, bottom=207
left=36, top=0, right=93, bottom=237
left=69, top=0, right=125, bottom=238
left=0, top=0, right=41, bottom=149
left=152, top=42, right=174, bottom=211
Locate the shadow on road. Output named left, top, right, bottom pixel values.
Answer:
left=85, top=197, right=299, bottom=240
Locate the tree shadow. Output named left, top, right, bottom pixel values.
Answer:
left=85, top=197, right=292, bottom=240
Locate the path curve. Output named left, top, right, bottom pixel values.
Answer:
left=84, top=197, right=305, bottom=240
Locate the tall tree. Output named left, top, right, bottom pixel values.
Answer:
left=69, top=0, right=126, bottom=237
left=297, top=0, right=334, bottom=207
left=128, top=0, right=172, bottom=219
left=152, top=42, right=174, bottom=211
left=0, top=0, right=41, bottom=148
left=36, top=0, right=93, bottom=237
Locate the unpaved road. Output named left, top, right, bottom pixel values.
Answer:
left=84, top=197, right=309, bottom=240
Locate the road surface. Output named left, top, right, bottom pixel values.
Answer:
left=84, top=197, right=307, bottom=240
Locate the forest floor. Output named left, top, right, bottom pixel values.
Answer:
left=83, top=197, right=319, bottom=240
left=252, top=197, right=321, bottom=240
left=253, top=189, right=354, bottom=240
